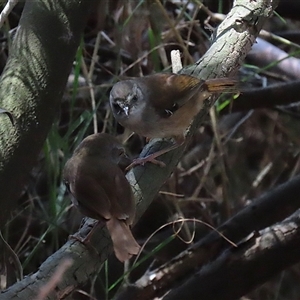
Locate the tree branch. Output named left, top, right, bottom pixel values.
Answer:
left=116, top=174, right=300, bottom=299
left=164, top=209, right=300, bottom=300
left=0, top=0, right=96, bottom=227
left=1, top=0, right=280, bottom=298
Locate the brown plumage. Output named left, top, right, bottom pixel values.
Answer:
left=63, top=133, right=140, bottom=262
left=109, top=73, right=238, bottom=168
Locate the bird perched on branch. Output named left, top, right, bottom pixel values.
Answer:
left=63, top=133, right=140, bottom=262
left=110, top=73, right=238, bottom=168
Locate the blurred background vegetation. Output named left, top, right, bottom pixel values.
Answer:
left=1, top=0, right=300, bottom=299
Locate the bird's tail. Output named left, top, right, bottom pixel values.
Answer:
left=204, top=78, right=239, bottom=93
left=106, top=218, right=140, bottom=262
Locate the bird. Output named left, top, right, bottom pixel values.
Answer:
left=63, top=133, right=140, bottom=262
left=110, top=73, right=238, bottom=168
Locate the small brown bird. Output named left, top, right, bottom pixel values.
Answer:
left=63, top=133, right=140, bottom=262
left=110, top=73, right=237, bottom=168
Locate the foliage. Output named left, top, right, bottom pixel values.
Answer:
left=1, top=0, right=300, bottom=299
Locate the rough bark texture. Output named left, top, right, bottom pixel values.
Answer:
left=164, top=210, right=300, bottom=300
left=0, top=0, right=96, bottom=227
left=131, top=0, right=280, bottom=232
left=1, top=0, right=281, bottom=298
left=116, top=174, right=300, bottom=300
left=1, top=221, right=111, bottom=299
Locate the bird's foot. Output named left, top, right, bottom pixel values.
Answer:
left=125, top=154, right=166, bottom=170
left=69, top=221, right=100, bottom=249
left=69, top=234, right=90, bottom=244
left=69, top=233, right=100, bottom=255
left=125, top=142, right=182, bottom=170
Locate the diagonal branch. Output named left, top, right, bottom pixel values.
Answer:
left=164, top=209, right=300, bottom=300
left=0, top=0, right=97, bottom=227
left=116, top=174, right=300, bottom=299
left=1, top=0, right=280, bottom=298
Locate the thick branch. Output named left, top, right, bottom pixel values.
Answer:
left=0, top=0, right=96, bottom=227
left=132, top=0, right=279, bottom=223
left=224, top=80, right=300, bottom=112
left=1, top=0, right=280, bottom=298
left=116, top=174, right=300, bottom=299
left=164, top=210, right=300, bottom=300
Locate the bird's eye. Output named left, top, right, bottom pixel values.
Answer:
left=112, top=102, right=123, bottom=115
left=113, top=103, right=120, bottom=110
left=132, top=95, right=138, bottom=102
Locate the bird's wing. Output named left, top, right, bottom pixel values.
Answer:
left=64, top=155, right=135, bottom=223
left=64, top=156, right=112, bottom=220
left=99, top=167, right=135, bottom=225
left=71, top=173, right=112, bottom=220
left=145, top=73, right=204, bottom=117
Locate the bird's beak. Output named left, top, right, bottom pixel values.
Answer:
left=117, top=101, right=129, bottom=116
left=123, top=106, right=129, bottom=116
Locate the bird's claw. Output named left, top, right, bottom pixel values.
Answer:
left=126, top=156, right=166, bottom=170
left=69, top=234, right=99, bottom=254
